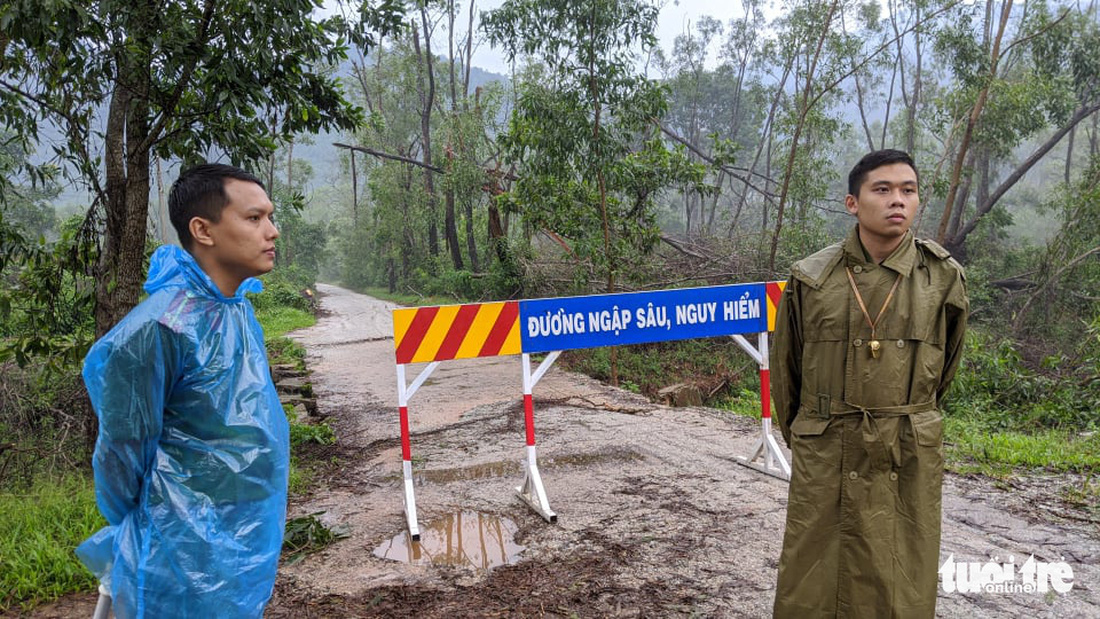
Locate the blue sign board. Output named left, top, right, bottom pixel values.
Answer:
left=518, top=283, right=766, bottom=353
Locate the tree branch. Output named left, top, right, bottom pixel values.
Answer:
left=136, top=0, right=218, bottom=156
left=950, top=100, right=1100, bottom=247
left=333, top=142, right=446, bottom=173
left=652, top=119, right=778, bottom=199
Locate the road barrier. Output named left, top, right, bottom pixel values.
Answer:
left=392, top=282, right=790, bottom=539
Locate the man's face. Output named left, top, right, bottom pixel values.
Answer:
left=845, top=162, right=918, bottom=243
left=204, top=179, right=279, bottom=283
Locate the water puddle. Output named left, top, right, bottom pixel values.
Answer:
left=373, top=511, right=525, bottom=569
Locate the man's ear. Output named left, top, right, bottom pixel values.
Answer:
left=844, top=194, right=859, bottom=216
left=189, top=217, right=216, bottom=247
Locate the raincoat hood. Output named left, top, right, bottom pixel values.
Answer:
left=143, top=244, right=263, bottom=299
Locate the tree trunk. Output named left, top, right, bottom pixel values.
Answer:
left=769, top=0, right=840, bottom=271
left=947, top=150, right=977, bottom=239
left=1065, top=124, right=1075, bottom=185
left=96, top=71, right=151, bottom=339
left=948, top=100, right=1100, bottom=252
left=351, top=149, right=358, bottom=226
left=443, top=1, right=463, bottom=270
left=937, top=0, right=1012, bottom=243
left=286, top=139, right=294, bottom=189
left=465, top=197, right=479, bottom=272
left=413, top=17, right=440, bottom=259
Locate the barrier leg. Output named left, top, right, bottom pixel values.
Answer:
left=516, top=353, right=558, bottom=523
left=395, top=362, right=439, bottom=540
left=92, top=583, right=111, bottom=619
left=734, top=333, right=791, bottom=480
left=400, top=404, right=420, bottom=540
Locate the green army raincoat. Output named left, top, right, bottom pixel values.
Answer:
left=770, top=226, right=968, bottom=619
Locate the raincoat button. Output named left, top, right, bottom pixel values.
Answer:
left=854, top=338, right=863, bottom=347
left=890, top=472, right=899, bottom=481
left=848, top=471, right=859, bottom=480
left=853, top=265, right=863, bottom=274
left=896, top=340, right=905, bottom=348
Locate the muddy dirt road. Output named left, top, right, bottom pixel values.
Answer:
left=251, top=283, right=1097, bottom=618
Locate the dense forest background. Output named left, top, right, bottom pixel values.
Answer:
left=2, top=0, right=1098, bottom=500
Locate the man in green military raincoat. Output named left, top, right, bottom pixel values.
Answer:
left=770, top=149, right=968, bottom=618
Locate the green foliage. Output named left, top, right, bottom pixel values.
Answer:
left=0, top=362, right=91, bottom=492
left=0, top=476, right=103, bottom=612
left=0, top=138, right=93, bottom=372
left=251, top=271, right=315, bottom=312
left=944, top=328, right=1100, bottom=432
left=268, top=182, right=328, bottom=286
left=0, top=224, right=96, bottom=371
left=251, top=268, right=318, bottom=339
left=484, top=0, right=712, bottom=293
left=712, top=387, right=766, bottom=420
left=0, top=0, right=404, bottom=347
left=286, top=406, right=336, bottom=449
left=561, top=338, right=756, bottom=401
left=282, top=512, right=349, bottom=565
left=334, top=20, right=508, bottom=298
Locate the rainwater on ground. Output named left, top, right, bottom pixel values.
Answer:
left=373, top=511, right=525, bottom=570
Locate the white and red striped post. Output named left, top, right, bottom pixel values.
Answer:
left=517, top=351, right=560, bottom=523
left=731, top=332, right=791, bottom=480
left=396, top=361, right=441, bottom=540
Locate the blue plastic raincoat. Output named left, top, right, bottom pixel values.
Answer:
left=77, top=245, right=290, bottom=619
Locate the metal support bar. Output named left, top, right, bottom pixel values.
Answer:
left=399, top=361, right=440, bottom=404
left=92, top=584, right=111, bottom=619
left=396, top=363, right=440, bottom=540
left=402, top=459, right=420, bottom=540
left=730, top=333, right=763, bottom=365
left=734, top=333, right=791, bottom=481
left=517, top=444, right=557, bottom=522
left=517, top=353, right=558, bottom=522
left=529, top=350, right=561, bottom=388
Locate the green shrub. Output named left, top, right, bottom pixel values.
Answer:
left=0, top=363, right=90, bottom=493
left=944, top=328, right=1100, bottom=432
left=249, top=274, right=312, bottom=313
left=282, top=512, right=349, bottom=565
left=561, top=338, right=756, bottom=401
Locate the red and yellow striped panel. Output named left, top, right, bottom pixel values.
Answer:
left=393, top=301, right=521, bottom=364
left=766, top=281, right=786, bottom=332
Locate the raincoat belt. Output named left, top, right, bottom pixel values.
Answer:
left=805, top=399, right=937, bottom=468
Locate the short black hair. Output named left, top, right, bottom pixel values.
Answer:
left=169, top=163, right=265, bottom=249
left=847, top=149, right=918, bottom=197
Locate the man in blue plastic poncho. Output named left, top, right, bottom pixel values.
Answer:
left=77, top=164, right=290, bottom=618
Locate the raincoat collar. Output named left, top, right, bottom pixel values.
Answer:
left=844, top=225, right=916, bottom=277
left=143, top=245, right=263, bottom=301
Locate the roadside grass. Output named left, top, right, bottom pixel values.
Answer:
left=255, top=305, right=315, bottom=338
left=943, top=417, right=1100, bottom=476
left=0, top=477, right=103, bottom=612
left=713, top=394, right=1100, bottom=475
